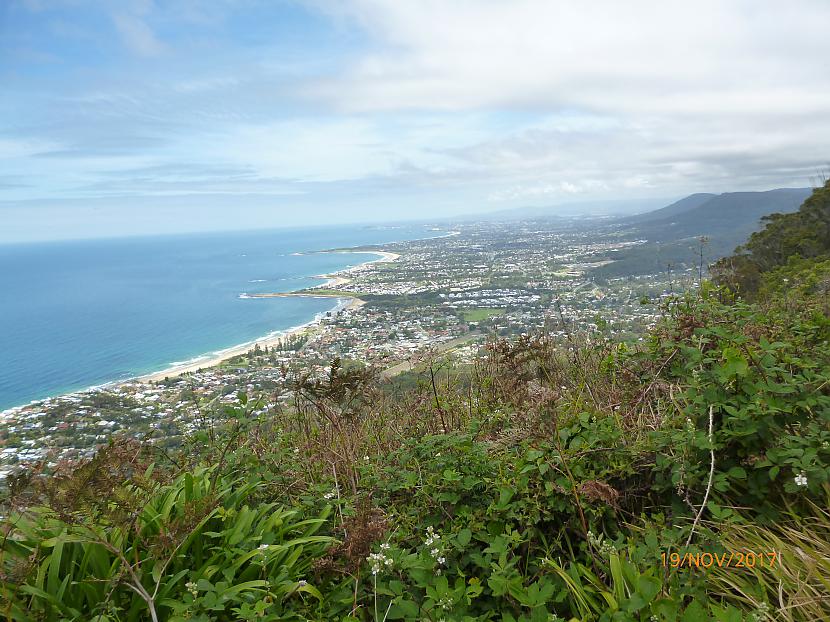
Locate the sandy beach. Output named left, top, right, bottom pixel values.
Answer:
left=138, top=297, right=363, bottom=382
left=138, top=250, right=397, bottom=382
left=311, top=250, right=399, bottom=288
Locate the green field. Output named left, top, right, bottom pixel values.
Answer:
left=302, top=288, right=362, bottom=298
left=460, top=307, right=505, bottom=322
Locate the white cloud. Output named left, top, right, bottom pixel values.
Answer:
left=212, top=119, right=393, bottom=182
left=300, top=0, right=830, bottom=198
left=0, top=138, right=60, bottom=159
left=309, top=0, right=830, bottom=115
left=111, top=12, right=166, bottom=56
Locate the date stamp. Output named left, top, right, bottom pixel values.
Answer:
left=661, top=550, right=780, bottom=569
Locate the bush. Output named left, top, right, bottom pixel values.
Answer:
left=1, top=463, right=332, bottom=621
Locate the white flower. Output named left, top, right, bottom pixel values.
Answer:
left=367, top=551, right=393, bottom=575
left=258, top=544, right=269, bottom=550
left=794, top=472, right=808, bottom=487
left=437, top=556, right=446, bottom=565
left=425, top=526, right=441, bottom=547
left=297, top=580, right=308, bottom=587
left=323, top=489, right=337, bottom=500
left=380, top=543, right=390, bottom=550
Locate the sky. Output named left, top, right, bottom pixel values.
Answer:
left=1, top=0, right=829, bottom=242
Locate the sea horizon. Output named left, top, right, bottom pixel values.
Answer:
left=0, top=223, right=441, bottom=412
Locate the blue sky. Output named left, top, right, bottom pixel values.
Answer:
left=2, top=0, right=829, bottom=242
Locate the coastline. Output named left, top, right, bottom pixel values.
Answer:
left=138, top=297, right=362, bottom=382
left=313, top=250, right=399, bottom=287
left=127, top=250, right=397, bottom=382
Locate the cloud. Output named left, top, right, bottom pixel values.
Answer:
left=297, top=0, right=830, bottom=198
left=308, top=0, right=830, bottom=115
left=111, top=11, right=166, bottom=56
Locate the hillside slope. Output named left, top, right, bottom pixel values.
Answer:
left=626, top=192, right=716, bottom=223
left=595, top=187, right=812, bottom=277
left=636, top=188, right=811, bottom=241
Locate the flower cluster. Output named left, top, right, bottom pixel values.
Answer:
left=437, top=595, right=453, bottom=611
left=367, top=543, right=393, bottom=575
left=425, top=526, right=440, bottom=547
left=185, top=581, right=198, bottom=597
left=794, top=471, right=808, bottom=487
left=424, top=526, right=447, bottom=571
left=587, top=530, right=616, bottom=557
left=323, top=488, right=337, bottom=500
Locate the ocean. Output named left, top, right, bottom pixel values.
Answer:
left=0, top=223, right=435, bottom=411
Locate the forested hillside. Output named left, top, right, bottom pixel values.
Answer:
left=596, top=188, right=811, bottom=278
left=2, top=185, right=829, bottom=621
left=712, top=180, right=830, bottom=297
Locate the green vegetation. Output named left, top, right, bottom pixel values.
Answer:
left=2, top=186, right=829, bottom=621
left=596, top=188, right=811, bottom=278
left=303, top=289, right=364, bottom=298
left=712, top=180, right=830, bottom=296
left=461, top=308, right=506, bottom=323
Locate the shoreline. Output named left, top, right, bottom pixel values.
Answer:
left=138, top=296, right=362, bottom=382
left=312, top=249, right=399, bottom=288
left=138, top=249, right=398, bottom=381
left=1, top=248, right=402, bottom=415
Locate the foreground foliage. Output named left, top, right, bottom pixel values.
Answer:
left=1, top=465, right=331, bottom=621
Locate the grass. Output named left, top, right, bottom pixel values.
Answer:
left=301, top=288, right=363, bottom=298
left=705, top=494, right=830, bottom=620
left=460, top=307, right=505, bottom=322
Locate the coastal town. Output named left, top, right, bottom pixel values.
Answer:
left=0, top=218, right=699, bottom=477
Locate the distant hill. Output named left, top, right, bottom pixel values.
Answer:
left=632, top=188, right=812, bottom=242
left=626, top=193, right=716, bottom=223
left=593, top=187, right=813, bottom=277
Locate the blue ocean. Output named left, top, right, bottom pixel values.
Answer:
left=0, top=223, right=434, bottom=411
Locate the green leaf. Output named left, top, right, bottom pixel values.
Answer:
left=456, top=528, right=472, bottom=547
left=681, top=600, right=709, bottom=622
left=495, top=487, right=514, bottom=509
left=387, top=599, right=420, bottom=619
left=727, top=466, right=747, bottom=480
